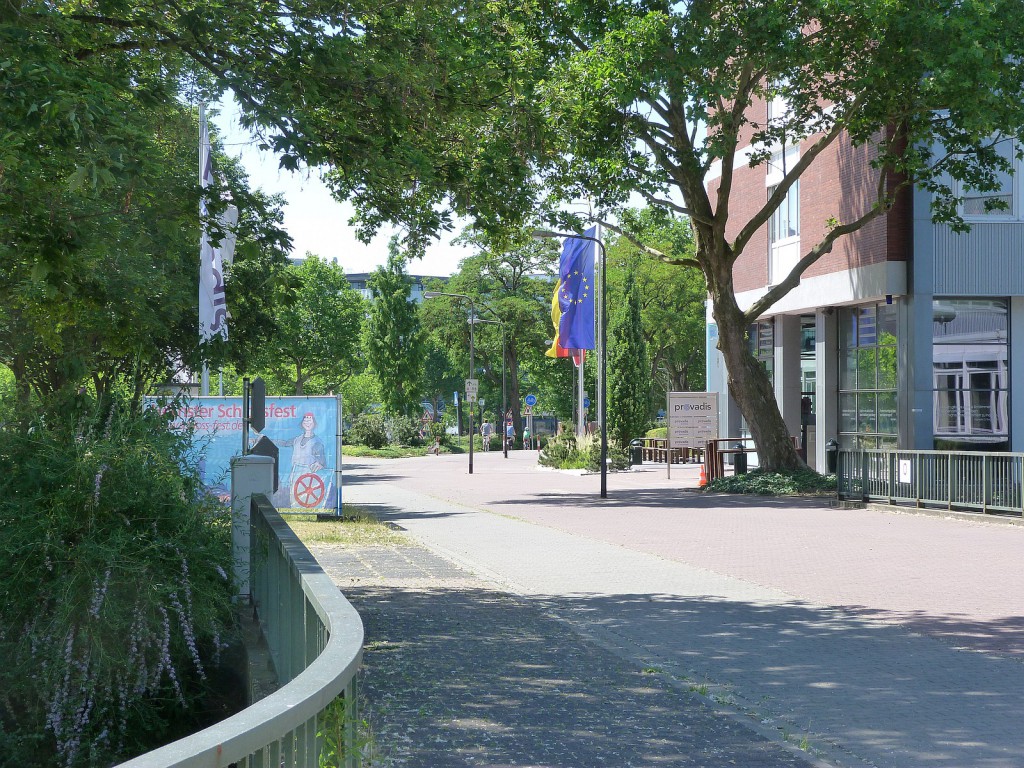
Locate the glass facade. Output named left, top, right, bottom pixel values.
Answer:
left=738, top=321, right=775, bottom=439
left=932, top=298, right=1009, bottom=451
left=800, top=316, right=816, bottom=466
left=839, top=303, right=898, bottom=450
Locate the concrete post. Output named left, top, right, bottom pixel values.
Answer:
left=230, top=455, right=274, bottom=600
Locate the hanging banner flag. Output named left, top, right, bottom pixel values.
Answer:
left=557, top=226, right=596, bottom=350
left=545, top=279, right=571, bottom=358
left=198, top=105, right=233, bottom=343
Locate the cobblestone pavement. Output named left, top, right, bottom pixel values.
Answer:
left=314, top=543, right=821, bottom=767
left=325, top=452, right=1024, bottom=768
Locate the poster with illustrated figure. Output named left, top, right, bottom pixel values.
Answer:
left=146, top=395, right=341, bottom=513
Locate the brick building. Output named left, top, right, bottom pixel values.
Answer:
left=705, top=96, right=1023, bottom=470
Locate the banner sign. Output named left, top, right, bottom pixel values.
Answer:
left=147, top=395, right=340, bottom=512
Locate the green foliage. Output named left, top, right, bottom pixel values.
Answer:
left=363, top=242, right=426, bottom=418
left=345, top=413, right=388, bottom=449
left=419, top=234, right=557, bottom=432
left=705, top=470, right=837, bottom=496
left=341, top=444, right=432, bottom=459
left=646, top=427, right=667, bottom=438
left=254, top=255, right=365, bottom=395
left=385, top=415, right=422, bottom=447
left=608, top=268, right=652, bottom=447
left=607, top=211, right=707, bottom=397
left=538, top=433, right=629, bottom=471
left=339, top=371, right=383, bottom=420
left=538, top=433, right=588, bottom=470
left=0, top=399, right=236, bottom=767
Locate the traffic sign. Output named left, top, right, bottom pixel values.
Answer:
left=583, top=397, right=591, bottom=409
left=465, top=378, right=479, bottom=403
left=525, top=394, right=537, bottom=407
left=523, top=405, right=532, bottom=415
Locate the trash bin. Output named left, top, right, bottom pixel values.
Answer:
left=825, top=439, right=839, bottom=474
left=629, top=439, right=643, bottom=466
left=733, top=442, right=747, bottom=475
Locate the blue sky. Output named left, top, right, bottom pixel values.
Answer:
left=214, top=98, right=469, bottom=277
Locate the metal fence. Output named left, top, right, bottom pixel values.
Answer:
left=838, top=449, right=1024, bottom=516
left=118, top=493, right=364, bottom=768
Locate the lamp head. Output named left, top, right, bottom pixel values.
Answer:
left=531, top=229, right=564, bottom=240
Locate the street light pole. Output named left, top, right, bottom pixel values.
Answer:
left=472, top=317, right=507, bottom=459
left=425, top=291, right=476, bottom=475
left=532, top=229, right=608, bottom=499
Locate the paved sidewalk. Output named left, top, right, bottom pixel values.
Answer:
left=315, top=543, right=817, bottom=767
left=334, top=451, right=1024, bottom=767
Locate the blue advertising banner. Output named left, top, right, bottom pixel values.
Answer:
left=147, top=395, right=340, bottom=512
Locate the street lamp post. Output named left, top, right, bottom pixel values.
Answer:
left=425, top=291, right=477, bottom=475
left=473, top=317, right=507, bottom=459
left=533, top=229, right=608, bottom=499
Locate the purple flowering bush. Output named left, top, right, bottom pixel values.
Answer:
left=0, top=402, right=236, bottom=767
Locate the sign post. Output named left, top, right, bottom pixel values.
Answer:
left=667, top=392, right=719, bottom=480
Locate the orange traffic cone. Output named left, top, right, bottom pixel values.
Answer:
left=698, top=465, right=708, bottom=487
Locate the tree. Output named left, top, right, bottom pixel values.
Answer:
left=363, top=242, right=426, bottom=417
left=294, top=2, right=1024, bottom=471
left=339, top=371, right=383, bottom=421
left=255, top=255, right=364, bottom=395
left=421, top=234, right=556, bottom=435
left=608, top=268, right=652, bottom=447
left=606, top=211, right=707, bottom=401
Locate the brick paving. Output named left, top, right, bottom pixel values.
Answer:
left=325, top=451, right=1024, bottom=767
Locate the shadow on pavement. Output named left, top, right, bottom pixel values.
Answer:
left=348, top=581, right=1024, bottom=768
left=347, top=583, right=816, bottom=768
left=497, top=490, right=833, bottom=511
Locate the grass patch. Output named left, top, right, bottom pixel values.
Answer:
left=342, top=444, right=431, bottom=458
left=285, top=508, right=411, bottom=546
left=705, top=469, right=837, bottom=496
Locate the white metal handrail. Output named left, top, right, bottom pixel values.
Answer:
left=117, top=493, right=363, bottom=767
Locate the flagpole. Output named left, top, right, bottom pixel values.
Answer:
left=577, top=351, right=585, bottom=437
left=595, top=223, right=603, bottom=439
left=199, top=103, right=209, bottom=396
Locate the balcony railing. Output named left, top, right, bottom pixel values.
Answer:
left=117, top=492, right=364, bottom=767
left=838, top=449, right=1024, bottom=516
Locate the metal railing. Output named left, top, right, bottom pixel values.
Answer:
left=118, top=493, right=364, bottom=768
left=838, top=449, right=1024, bottom=516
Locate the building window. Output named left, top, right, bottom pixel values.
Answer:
left=768, top=183, right=800, bottom=244
left=748, top=320, right=775, bottom=382
left=932, top=299, right=1009, bottom=451
left=839, top=303, right=899, bottom=450
left=961, top=138, right=1017, bottom=219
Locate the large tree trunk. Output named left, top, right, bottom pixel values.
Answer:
left=711, top=292, right=804, bottom=473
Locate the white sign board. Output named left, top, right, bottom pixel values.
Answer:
left=667, top=392, right=719, bottom=450
left=898, top=459, right=912, bottom=484
left=465, top=378, right=479, bottom=403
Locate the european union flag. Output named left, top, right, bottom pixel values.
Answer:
left=557, top=227, right=596, bottom=350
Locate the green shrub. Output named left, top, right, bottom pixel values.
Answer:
left=385, top=414, right=420, bottom=446
left=539, top=433, right=631, bottom=471
left=0, top=400, right=236, bottom=767
left=645, top=426, right=667, bottom=438
left=705, top=469, right=837, bottom=496
left=345, top=413, right=388, bottom=448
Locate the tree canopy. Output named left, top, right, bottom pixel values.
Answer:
left=292, top=1, right=1024, bottom=469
